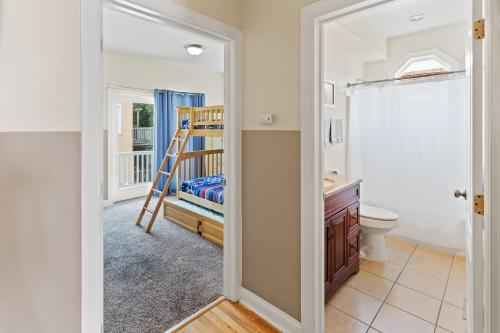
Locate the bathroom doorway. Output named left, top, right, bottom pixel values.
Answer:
left=300, top=0, right=490, bottom=332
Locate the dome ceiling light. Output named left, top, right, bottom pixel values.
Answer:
left=184, top=44, right=204, bottom=56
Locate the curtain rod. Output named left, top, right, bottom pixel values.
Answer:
left=346, top=70, right=466, bottom=88
left=105, top=84, right=200, bottom=95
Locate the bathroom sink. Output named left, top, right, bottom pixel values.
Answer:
left=323, top=178, right=336, bottom=194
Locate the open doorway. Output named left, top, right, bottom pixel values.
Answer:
left=321, top=0, right=472, bottom=332
left=102, top=4, right=227, bottom=333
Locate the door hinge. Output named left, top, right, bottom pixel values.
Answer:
left=474, top=19, right=485, bottom=40
left=474, top=194, right=485, bottom=215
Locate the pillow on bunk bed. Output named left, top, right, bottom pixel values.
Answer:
left=179, top=119, right=224, bottom=130
left=181, top=174, right=224, bottom=205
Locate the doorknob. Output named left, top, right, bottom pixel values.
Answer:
left=454, top=190, right=467, bottom=200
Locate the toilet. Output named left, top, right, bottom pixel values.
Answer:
left=359, top=204, right=399, bottom=262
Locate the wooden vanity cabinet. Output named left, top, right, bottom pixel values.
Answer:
left=324, top=183, right=360, bottom=302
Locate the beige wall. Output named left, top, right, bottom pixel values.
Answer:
left=0, top=0, right=83, bottom=332
left=0, top=0, right=81, bottom=132
left=170, top=0, right=244, bottom=29
left=242, top=0, right=316, bottom=130
left=242, top=130, right=301, bottom=320
left=0, top=133, right=81, bottom=333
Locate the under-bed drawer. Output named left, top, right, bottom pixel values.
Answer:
left=200, top=217, right=224, bottom=247
left=164, top=203, right=199, bottom=233
left=163, top=201, right=224, bottom=247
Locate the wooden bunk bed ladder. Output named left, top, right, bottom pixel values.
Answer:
left=136, top=128, right=191, bottom=233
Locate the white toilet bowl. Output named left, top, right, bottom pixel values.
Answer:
left=359, top=204, right=399, bottom=262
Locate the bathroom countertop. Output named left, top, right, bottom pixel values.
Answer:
left=323, top=175, right=362, bottom=199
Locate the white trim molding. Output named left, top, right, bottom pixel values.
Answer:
left=239, top=288, right=302, bottom=333
left=485, top=0, right=500, bottom=331
left=81, top=0, right=243, bottom=331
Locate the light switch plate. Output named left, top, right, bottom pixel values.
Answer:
left=258, top=113, right=274, bottom=125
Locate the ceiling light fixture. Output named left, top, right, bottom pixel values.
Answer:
left=409, top=14, right=425, bottom=22
left=184, top=44, right=204, bottom=56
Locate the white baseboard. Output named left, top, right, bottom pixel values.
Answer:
left=239, top=287, right=302, bottom=333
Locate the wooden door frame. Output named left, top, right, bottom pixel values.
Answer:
left=300, top=0, right=498, bottom=332
left=81, top=0, right=243, bottom=331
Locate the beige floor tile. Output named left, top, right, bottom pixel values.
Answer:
left=328, top=285, right=383, bottom=325
left=435, top=327, right=453, bottom=333
left=452, top=255, right=466, bottom=269
left=360, top=260, right=404, bottom=282
left=449, top=256, right=466, bottom=281
left=347, top=270, right=394, bottom=301
left=444, top=278, right=466, bottom=308
left=385, top=237, right=416, bottom=254
left=372, top=304, right=435, bottom=333
left=325, top=305, right=369, bottom=333
left=367, top=329, right=381, bottom=333
left=413, top=246, right=454, bottom=266
left=405, top=255, right=451, bottom=281
left=397, top=268, right=447, bottom=299
left=437, top=303, right=467, bottom=333
left=386, top=284, right=441, bottom=323
left=387, top=247, right=412, bottom=266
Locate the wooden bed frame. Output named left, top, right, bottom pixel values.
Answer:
left=176, top=149, right=224, bottom=214
left=177, top=105, right=224, bottom=137
left=162, top=105, right=225, bottom=245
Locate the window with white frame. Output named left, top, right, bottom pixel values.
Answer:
left=394, top=54, right=453, bottom=78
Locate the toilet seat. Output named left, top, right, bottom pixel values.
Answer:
left=360, top=204, right=399, bottom=221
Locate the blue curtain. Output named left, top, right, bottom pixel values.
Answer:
left=154, top=90, right=205, bottom=194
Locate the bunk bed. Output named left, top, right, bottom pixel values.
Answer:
left=153, top=105, right=225, bottom=246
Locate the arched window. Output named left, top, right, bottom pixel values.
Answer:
left=393, top=50, right=457, bottom=78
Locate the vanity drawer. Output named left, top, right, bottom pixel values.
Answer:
left=325, top=184, right=360, bottom=217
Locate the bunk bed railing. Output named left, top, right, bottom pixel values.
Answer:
left=177, top=149, right=224, bottom=191
left=177, top=105, right=224, bottom=130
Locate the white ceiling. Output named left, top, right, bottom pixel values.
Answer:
left=336, top=0, right=467, bottom=38
left=103, top=8, right=225, bottom=72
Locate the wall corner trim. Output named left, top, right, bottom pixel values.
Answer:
left=239, top=288, right=302, bottom=333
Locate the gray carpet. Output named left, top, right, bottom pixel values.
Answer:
left=104, top=197, right=223, bottom=333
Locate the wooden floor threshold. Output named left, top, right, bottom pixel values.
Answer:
left=166, top=296, right=226, bottom=332
left=166, top=296, right=281, bottom=333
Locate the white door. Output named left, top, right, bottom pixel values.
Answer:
left=461, top=1, right=486, bottom=331
left=108, top=89, right=155, bottom=202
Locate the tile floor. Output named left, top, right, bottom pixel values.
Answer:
left=326, top=237, right=467, bottom=333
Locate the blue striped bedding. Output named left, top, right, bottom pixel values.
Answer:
left=181, top=174, right=224, bottom=205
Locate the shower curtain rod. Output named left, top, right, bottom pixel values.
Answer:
left=346, top=70, right=466, bottom=88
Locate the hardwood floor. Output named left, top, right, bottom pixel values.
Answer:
left=170, top=298, right=280, bottom=333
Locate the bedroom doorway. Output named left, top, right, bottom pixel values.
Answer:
left=81, top=0, right=243, bottom=332
left=101, top=4, right=227, bottom=332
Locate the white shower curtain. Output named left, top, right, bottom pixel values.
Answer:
left=348, top=78, right=467, bottom=250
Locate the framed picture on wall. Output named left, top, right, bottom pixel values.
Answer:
left=324, top=81, right=335, bottom=107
